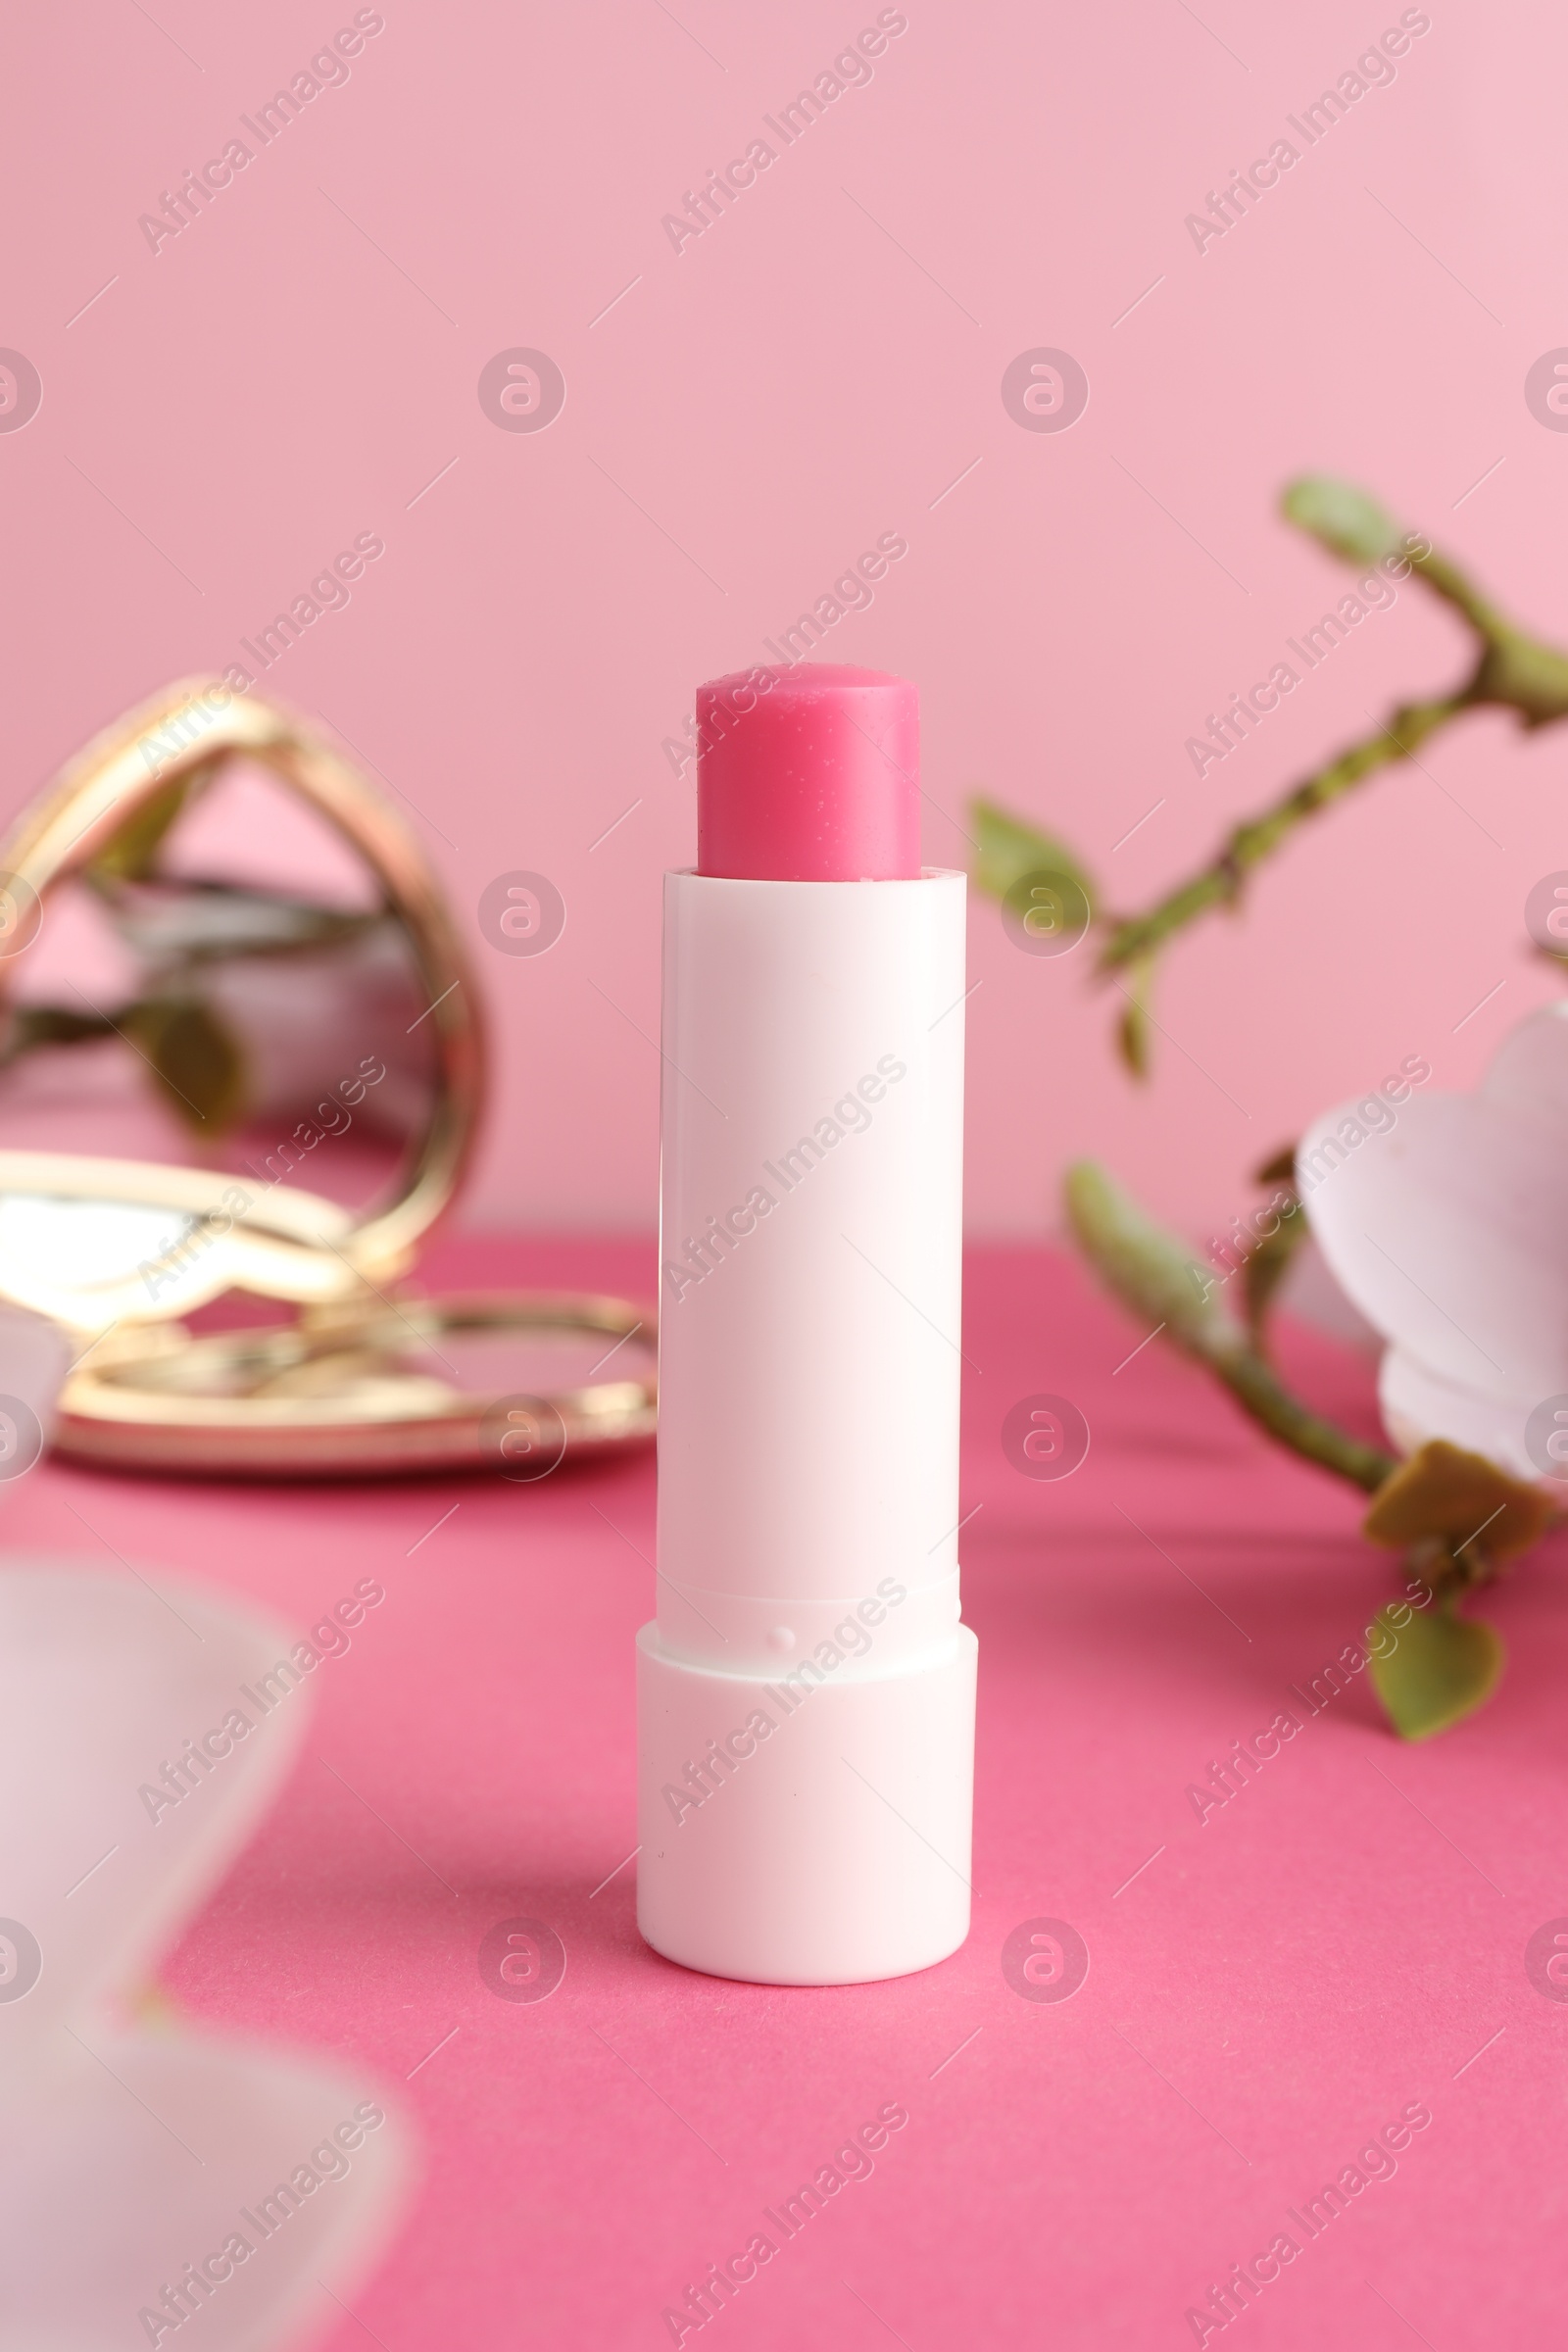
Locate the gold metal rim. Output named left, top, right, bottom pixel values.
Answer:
left=0, top=676, right=483, bottom=1297
left=56, top=1291, right=657, bottom=1481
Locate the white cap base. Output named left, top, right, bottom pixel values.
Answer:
left=636, top=1624, right=977, bottom=1985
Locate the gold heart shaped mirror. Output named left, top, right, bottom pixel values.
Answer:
left=0, top=678, right=655, bottom=1476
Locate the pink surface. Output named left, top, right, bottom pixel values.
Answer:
left=11, top=1232, right=1567, bottom=2348
left=5, top=1, right=1568, bottom=1235
left=696, top=665, right=920, bottom=881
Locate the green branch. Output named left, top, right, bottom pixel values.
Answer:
left=972, top=477, right=1568, bottom=1059
left=1099, top=692, right=1469, bottom=976
left=1063, top=1158, right=1395, bottom=1493
left=1210, top=1341, right=1395, bottom=1494
left=1062, top=1155, right=1561, bottom=1739
left=1096, top=479, right=1568, bottom=982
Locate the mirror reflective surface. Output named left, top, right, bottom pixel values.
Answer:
left=0, top=681, right=655, bottom=1476
left=1, top=758, right=441, bottom=1224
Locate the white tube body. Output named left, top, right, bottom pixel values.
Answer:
left=637, top=867, right=976, bottom=1984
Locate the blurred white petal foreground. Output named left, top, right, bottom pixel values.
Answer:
left=0, top=1568, right=413, bottom=2350
left=1299, top=1003, right=1568, bottom=1483
left=0, top=1307, right=412, bottom=2348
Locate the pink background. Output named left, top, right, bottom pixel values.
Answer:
left=11, top=14, right=1568, bottom=2343
left=4, top=0, right=1564, bottom=1239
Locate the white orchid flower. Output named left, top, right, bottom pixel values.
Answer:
left=1299, top=1003, right=1568, bottom=1485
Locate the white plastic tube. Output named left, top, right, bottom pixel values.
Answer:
left=637, top=866, right=976, bottom=1984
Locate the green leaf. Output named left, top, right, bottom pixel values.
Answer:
left=1242, top=1197, right=1308, bottom=1353
left=124, top=997, right=248, bottom=1135
left=1063, top=1159, right=1242, bottom=1357
left=1367, top=1602, right=1504, bottom=1740
left=1281, top=476, right=1404, bottom=568
left=1363, top=1439, right=1558, bottom=1568
left=1114, top=954, right=1156, bottom=1078
left=970, top=798, right=1095, bottom=910
left=88, top=777, right=194, bottom=882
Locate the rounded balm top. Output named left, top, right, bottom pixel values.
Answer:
left=695, top=663, right=920, bottom=882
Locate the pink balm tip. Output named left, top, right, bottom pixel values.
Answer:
left=696, top=663, right=919, bottom=882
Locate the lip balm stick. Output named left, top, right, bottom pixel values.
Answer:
left=637, top=662, right=976, bottom=1985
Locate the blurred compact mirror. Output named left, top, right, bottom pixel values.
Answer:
left=0, top=679, right=655, bottom=1475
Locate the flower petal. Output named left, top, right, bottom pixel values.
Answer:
left=1298, top=1078, right=1568, bottom=1398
